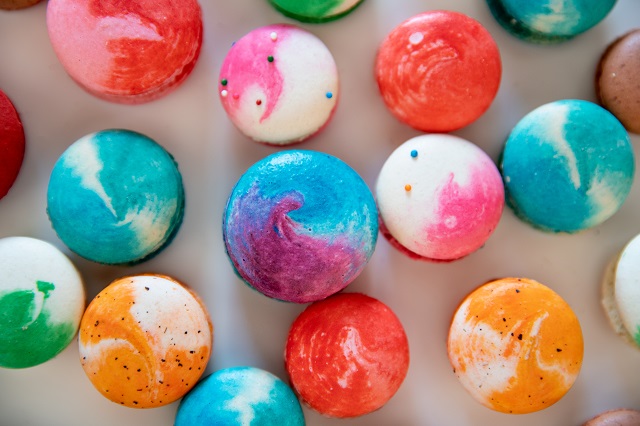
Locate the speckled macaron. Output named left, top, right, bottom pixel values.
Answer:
left=584, top=408, right=640, bottom=426
left=79, top=274, right=212, bottom=408
left=500, top=99, right=634, bottom=233
left=376, top=134, right=504, bottom=262
left=596, top=29, right=640, bottom=134
left=448, top=277, right=584, bottom=414
left=175, top=367, right=305, bottom=426
left=0, top=89, right=25, bottom=200
left=268, top=0, right=365, bottom=23
left=0, top=236, right=84, bottom=369
left=47, top=0, right=203, bottom=103
left=375, top=10, right=501, bottom=132
left=486, top=0, right=617, bottom=44
left=47, top=129, right=185, bottom=265
left=285, top=293, right=409, bottom=418
left=218, top=24, right=339, bottom=145
left=223, top=150, right=378, bottom=303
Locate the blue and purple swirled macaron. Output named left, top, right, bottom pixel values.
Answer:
left=47, top=129, right=185, bottom=265
left=223, top=150, right=378, bottom=303
left=175, top=367, right=305, bottom=426
left=501, top=99, right=634, bottom=233
left=486, top=0, right=617, bottom=44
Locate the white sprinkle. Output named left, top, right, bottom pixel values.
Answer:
left=221, top=90, right=228, bottom=97
left=270, top=31, right=278, bottom=41
left=409, top=32, right=424, bottom=45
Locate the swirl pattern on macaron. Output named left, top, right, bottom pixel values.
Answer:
left=47, top=129, right=184, bottom=265
left=223, top=150, right=377, bottom=303
left=501, top=99, right=634, bottom=233
left=0, top=237, right=84, bottom=369
left=219, top=24, right=339, bottom=144
left=175, top=367, right=305, bottom=426
left=376, top=134, right=504, bottom=261
left=268, top=0, right=364, bottom=23
left=448, top=278, right=584, bottom=414
left=79, top=274, right=212, bottom=408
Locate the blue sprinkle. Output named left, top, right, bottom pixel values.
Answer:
left=326, top=92, right=333, bottom=99
left=410, top=150, right=418, bottom=158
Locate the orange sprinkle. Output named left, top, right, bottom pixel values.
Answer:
left=405, top=184, right=412, bottom=191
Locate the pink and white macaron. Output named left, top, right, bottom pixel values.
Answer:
left=46, top=0, right=203, bottom=104
left=218, top=24, right=339, bottom=145
left=376, top=134, right=504, bottom=261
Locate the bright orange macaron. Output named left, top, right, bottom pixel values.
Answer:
left=447, top=277, right=583, bottom=414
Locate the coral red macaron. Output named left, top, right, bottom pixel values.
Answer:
left=0, top=90, right=25, bottom=200
left=375, top=10, right=501, bottom=132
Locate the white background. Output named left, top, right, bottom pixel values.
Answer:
left=1, top=1, right=639, bottom=425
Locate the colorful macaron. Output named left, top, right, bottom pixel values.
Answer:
left=501, top=99, right=634, bottom=233
left=596, top=29, right=640, bottom=134
left=47, top=129, right=185, bottom=265
left=0, top=89, right=25, bottom=200
left=376, top=134, right=504, bottom=262
left=0, top=0, right=41, bottom=10
left=285, top=293, right=409, bottom=418
left=175, top=367, right=305, bottom=426
left=223, top=150, right=378, bottom=303
left=219, top=24, right=339, bottom=145
left=448, top=277, right=584, bottom=414
left=486, top=0, right=617, bottom=44
left=584, top=408, right=640, bottom=426
left=0, top=236, right=84, bottom=369
left=602, top=233, right=640, bottom=349
left=375, top=10, right=501, bottom=132
left=79, top=274, right=212, bottom=408
left=46, top=0, right=203, bottom=104
left=267, top=0, right=365, bottom=23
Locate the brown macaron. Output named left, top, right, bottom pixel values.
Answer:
left=0, top=0, right=42, bottom=10
left=596, top=29, right=640, bottom=134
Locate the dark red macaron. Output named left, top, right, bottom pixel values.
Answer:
left=0, top=90, right=25, bottom=200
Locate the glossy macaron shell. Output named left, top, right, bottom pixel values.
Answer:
left=268, top=0, right=364, bottom=23
left=0, top=89, right=25, bottom=200
left=448, top=277, right=584, bottom=414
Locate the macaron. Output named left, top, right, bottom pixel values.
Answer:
left=486, top=0, right=617, bottom=44
left=79, top=273, right=213, bottom=408
left=375, top=10, right=501, bottom=132
left=46, top=0, right=203, bottom=104
left=175, top=367, right=305, bottom=426
left=447, top=277, right=584, bottom=414
left=596, top=29, right=640, bottom=134
left=0, top=0, right=42, bottom=10
left=285, top=293, right=409, bottom=418
left=0, top=89, right=25, bottom=200
left=584, top=408, right=640, bottom=426
left=218, top=24, right=339, bottom=145
left=268, top=0, right=365, bottom=23
left=376, top=134, right=504, bottom=262
left=223, top=150, right=378, bottom=303
left=47, top=129, right=185, bottom=265
left=500, top=99, right=634, bottom=233
left=0, top=236, right=84, bottom=369
left=602, top=233, right=640, bottom=349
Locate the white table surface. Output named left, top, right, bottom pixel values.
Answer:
left=1, top=1, right=639, bottom=425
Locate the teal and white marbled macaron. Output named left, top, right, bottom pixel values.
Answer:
left=47, top=129, right=185, bottom=264
left=268, top=0, right=364, bottom=23
left=0, top=236, right=84, bottom=369
left=500, top=99, right=634, bottom=233
left=486, top=0, right=617, bottom=44
left=175, top=367, right=305, bottom=426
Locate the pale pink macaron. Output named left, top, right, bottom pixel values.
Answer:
left=584, top=409, right=640, bottom=425
left=376, top=134, right=504, bottom=261
left=46, top=0, right=202, bottom=104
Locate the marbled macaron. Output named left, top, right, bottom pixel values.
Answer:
left=375, top=10, right=501, bottom=132
left=584, top=408, right=640, bottom=426
left=47, top=0, right=202, bottom=103
left=285, top=293, right=409, bottom=418
left=219, top=24, right=339, bottom=145
left=175, top=367, right=305, bottom=426
left=0, top=89, right=25, bottom=200
left=486, top=0, right=617, bottom=44
left=501, top=99, right=634, bottom=233
left=0, top=236, right=84, bottom=369
left=79, top=274, right=212, bottom=408
left=596, top=29, right=640, bottom=133
left=223, top=150, right=377, bottom=303
left=268, top=0, right=364, bottom=23
left=376, top=134, right=504, bottom=262
left=47, top=129, right=184, bottom=265
left=448, top=277, right=584, bottom=414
